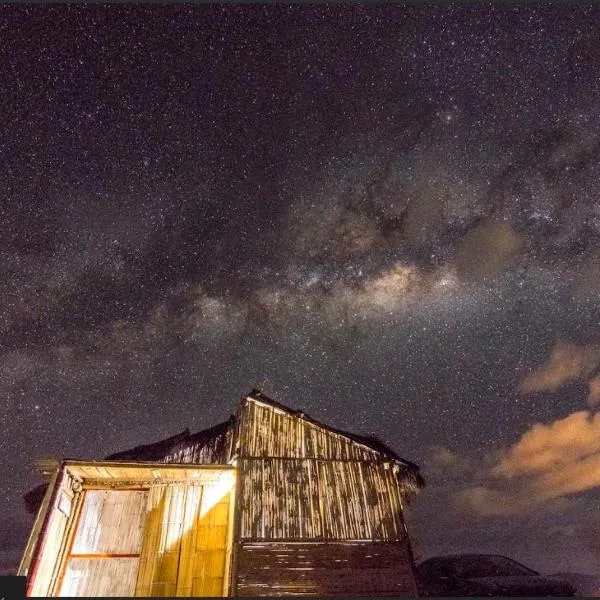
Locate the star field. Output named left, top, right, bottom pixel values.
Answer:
left=2, top=4, right=600, bottom=575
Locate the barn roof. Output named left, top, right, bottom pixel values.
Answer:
left=24, top=390, right=423, bottom=514
left=105, top=417, right=235, bottom=464
left=105, top=428, right=192, bottom=462
left=246, top=390, right=424, bottom=491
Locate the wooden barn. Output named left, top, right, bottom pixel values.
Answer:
left=19, top=390, right=423, bottom=597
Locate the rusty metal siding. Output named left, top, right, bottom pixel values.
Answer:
left=235, top=541, right=418, bottom=596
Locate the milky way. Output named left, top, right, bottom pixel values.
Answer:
left=3, top=4, right=600, bottom=574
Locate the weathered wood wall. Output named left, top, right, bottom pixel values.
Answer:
left=25, top=465, right=235, bottom=597
left=233, top=397, right=418, bottom=596
left=236, top=542, right=417, bottom=597
left=28, top=469, right=78, bottom=597
left=70, top=490, right=147, bottom=555
left=239, top=458, right=405, bottom=540
left=237, top=399, right=408, bottom=542
left=239, top=400, right=380, bottom=461
left=61, top=557, right=140, bottom=597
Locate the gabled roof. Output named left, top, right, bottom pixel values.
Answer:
left=105, top=428, right=192, bottom=462
left=246, top=390, right=416, bottom=464
left=246, top=389, right=424, bottom=491
left=105, top=417, right=235, bottom=464
left=24, top=390, right=423, bottom=514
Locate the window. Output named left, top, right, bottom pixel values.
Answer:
left=58, top=490, right=147, bottom=597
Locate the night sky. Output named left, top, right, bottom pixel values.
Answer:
left=3, top=3, right=600, bottom=576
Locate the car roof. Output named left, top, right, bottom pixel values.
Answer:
left=417, top=554, right=538, bottom=575
left=420, top=554, right=513, bottom=564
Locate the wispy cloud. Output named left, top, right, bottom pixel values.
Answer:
left=427, top=444, right=473, bottom=476
left=587, top=375, right=600, bottom=407
left=458, top=411, right=600, bottom=517
left=454, top=222, right=524, bottom=283
left=519, top=341, right=600, bottom=394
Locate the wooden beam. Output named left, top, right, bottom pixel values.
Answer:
left=21, top=464, right=68, bottom=597
left=49, top=486, right=84, bottom=596
left=53, top=489, right=86, bottom=596
left=17, top=465, right=60, bottom=580
left=66, top=553, right=140, bottom=559
left=229, top=404, right=245, bottom=596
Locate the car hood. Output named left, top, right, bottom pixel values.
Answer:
left=464, top=575, right=575, bottom=596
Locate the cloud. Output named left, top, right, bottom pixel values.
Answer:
left=588, top=375, right=600, bottom=407
left=459, top=411, right=600, bottom=517
left=519, top=341, right=600, bottom=394
left=456, top=485, right=533, bottom=518
left=493, top=410, right=600, bottom=478
left=454, top=222, right=524, bottom=283
left=428, top=444, right=473, bottom=476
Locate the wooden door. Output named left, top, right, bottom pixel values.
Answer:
left=57, top=490, right=148, bottom=597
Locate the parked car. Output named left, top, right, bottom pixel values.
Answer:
left=416, top=554, right=576, bottom=596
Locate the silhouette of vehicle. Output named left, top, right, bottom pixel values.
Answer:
left=416, top=554, right=576, bottom=597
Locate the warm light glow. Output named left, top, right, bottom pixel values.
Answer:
left=200, top=470, right=236, bottom=517
left=161, top=471, right=235, bottom=545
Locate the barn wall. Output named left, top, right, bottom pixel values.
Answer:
left=134, top=480, right=234, bottom=597
left=28, top=469, right=79, bottom=597
left=235, top=541, right=417, bottom=597
left=232, top=398, right=418, bottom=596
left=239, top=458, right=405, bottom=541
left=24, top=465, right=236, bottom=598
left=237, top=399, right=408, bottom=542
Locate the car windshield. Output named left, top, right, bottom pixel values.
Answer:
left=427, top=555, right=537, bottom=579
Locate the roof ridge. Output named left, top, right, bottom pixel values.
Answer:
left=246, top=389, right=421, bottom=476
